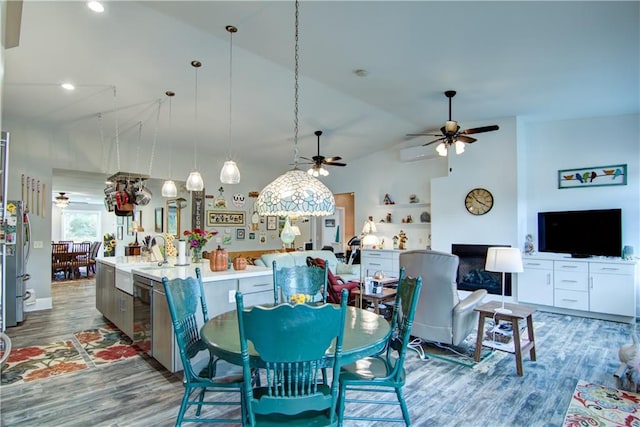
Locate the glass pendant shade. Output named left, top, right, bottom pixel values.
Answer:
left=280, top=216, right=296, bottom=244
left=455, top=140, right=465, bottom=154
left=186, top=171, right=204, bottom=192
left=220, top=160, right=241, bottom=184
left=256, top=169, right=335, bottom=217
left=161, top=179, right=178, bottom=197
left=307, top=166, right=329, bottom=177
left=436, top=142, right=448, bottom=156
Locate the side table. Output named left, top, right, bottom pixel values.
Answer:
left=352, top=287, right=397, bottom=315
left=473, top=301, right=537, bottom=376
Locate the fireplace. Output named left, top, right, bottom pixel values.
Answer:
left=451, top=244, right=512, bottom=296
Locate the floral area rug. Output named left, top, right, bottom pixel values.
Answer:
left=563, top=380, right=640, bottom=426
left=73, top=324, right=139, bottom=365
left=2, top=324, right=140, bottom=387
left=1, top=341, right=88, bottom=386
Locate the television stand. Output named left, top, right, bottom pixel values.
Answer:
left=570, top=253, right=591, bottom=258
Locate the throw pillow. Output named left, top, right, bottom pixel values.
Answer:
left=306, top=256, right=318, bottom=267
left=336, top=262, right=356, bottom=275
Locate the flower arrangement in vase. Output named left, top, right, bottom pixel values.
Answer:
left=183, top=228, right=217, bottom=263
left=103, top=233, right=116, bottom=256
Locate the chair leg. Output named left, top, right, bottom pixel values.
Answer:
left=395, top=386, right=410, bottom=426
left=176, top=386, right=191, bottom=426
left=337, top=382, right=346, bottom=426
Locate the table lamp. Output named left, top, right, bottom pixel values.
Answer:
left=485, top=247, right=523, bottom=314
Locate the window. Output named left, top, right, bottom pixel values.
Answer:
left=61, top=210, right=101, bottom=242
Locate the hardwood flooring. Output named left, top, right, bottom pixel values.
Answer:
left=1, top=279, right=635, bottom=426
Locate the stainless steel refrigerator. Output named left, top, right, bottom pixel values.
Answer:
left=3, top=200, right=30, bottom=327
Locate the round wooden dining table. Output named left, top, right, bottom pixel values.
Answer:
left=201, top=305, right=391, bottom=367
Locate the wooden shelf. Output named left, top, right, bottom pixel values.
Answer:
left=378, top=203, right=430, bottom=208
left=376, top=222, right=430, bottom=227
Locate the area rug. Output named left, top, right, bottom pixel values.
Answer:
left=0, top=340, right=88, bottom=386
left=563, top=380, right=640, bottom=426
left=408, top=336, right=497, bottom=368
left=73, top=324, right=139, bottom=366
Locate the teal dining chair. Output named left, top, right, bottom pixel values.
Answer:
left=337, top=268, right=422, bottom=426
left=162, top=267, right=245, bottom=426
left=272, top=260, right=328, bottom=304
left=236, top=288, right=349, bottom=426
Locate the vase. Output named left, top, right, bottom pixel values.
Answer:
left=191, top=247, right=203, bottom=264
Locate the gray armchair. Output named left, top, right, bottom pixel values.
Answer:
left=400, top=250, right=487, bottom=347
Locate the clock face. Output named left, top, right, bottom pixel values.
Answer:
left=465, top=188, right=493, bottom=215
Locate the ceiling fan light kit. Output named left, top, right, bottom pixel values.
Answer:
left=301, top=130, right=347, bottom=176
left=55, top=192, right=70, bottom=208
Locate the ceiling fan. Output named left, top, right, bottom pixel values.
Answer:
left=300, top=130, right=347, bottom=176
left=407, top=90, right=499, bottom=156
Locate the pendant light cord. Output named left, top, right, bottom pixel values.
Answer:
left=167, top=91, right=174, bottom=180
left=292, top=0, right=300, bottom=166
left=193, top=61, right=200, bottom=170
left=113, top=86, right=121, bottom=172
left=228, top=27, right=234, bottom=158
left=147, top=99, right=162, bottom=176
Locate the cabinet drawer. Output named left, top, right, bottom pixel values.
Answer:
left=554, top=271, right=588, bottom=291
left=239, top=275, right=273, bottom=294
left=554, top=289, right=588, bottom=311
left=363, top=258, right=394, bottom=275
left=522, top=259, right=553, bottom=270
left=589, top=263, right=635, bottom=276
left=362, top=250, right=394, bottom=261
left=554, top=261, right=588, bottom=273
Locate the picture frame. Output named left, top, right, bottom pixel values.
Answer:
left=117, top=226, right=123, bottom=240
left=249, top=232, right=256, bottom=240
left=206, top=210, right=245, bottom=227
left=126, top=216, right=134, bottom=236
left=236, top=228, right=245, bottom=240
left=558, top=164, right=627, bottom=189
left=266, top=216, right=277, bottom=230
left=117, top=216, right=124, bottom=225
left=155, top=207, right=163, bottom=233
left=325, top=218, right=336, bottom=227
left=166, top=204, right=178, bottom=237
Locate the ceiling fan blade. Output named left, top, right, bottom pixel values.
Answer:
left=460, top=125, right=499, bottom=135
left=406, top=133, right=441, bottom=137
left=325, top=161, right=347, bottom=167
left=422, top=137, right=445, bottom=147
left=299, top=156, right=314, bottom=162
left=456, top=135, right=477, bottom=143
left=323, top=156, right=342, bottom=163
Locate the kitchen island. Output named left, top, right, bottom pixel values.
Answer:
left=95, top=257, right=273, bottom=372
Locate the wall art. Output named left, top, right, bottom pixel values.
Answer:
left=206, top=210, right=245, bottom=226
left=266, top=216, right=277, bottom=230
left=558, top=164, right=627, bottom=189
left=236, top=228, right=245, bottom=240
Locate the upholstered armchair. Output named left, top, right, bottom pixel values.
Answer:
left=400, top=250, right=487, bottom=347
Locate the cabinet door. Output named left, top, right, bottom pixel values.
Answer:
left=518, top=267, right=553, bottom=306
left=238, top=276, right=273, bottom=308
left=116, top=289, right=134, bottom=338
left=152, top=287, right=178, bottom=372
left=362, top=251, right=396, bottom=278
left=203, top=279, right=237, bottom=318
left=96, top=262, right=106, bottom=313
left=590, top=270, right=635, bottom=317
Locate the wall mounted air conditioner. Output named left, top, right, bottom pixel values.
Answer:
left=399, top=144, right=437, bottom=162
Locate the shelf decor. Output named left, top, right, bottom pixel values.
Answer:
left=558, top=164, right=627, bottom=189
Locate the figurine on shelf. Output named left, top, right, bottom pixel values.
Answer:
left=383, top=194, right=395, bottom=205
left=392, top=235, right=399, bottom=250
left=398, top=230, right=408, bottom=250
left=524, top=234, right=535, bottom=254
left=386, top=212, right=392, bottom=223
left=409, top=194, right=419, bottom=203
left=406, top=214, right=413, bottom=223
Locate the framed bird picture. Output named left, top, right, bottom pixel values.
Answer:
left=558, top=164, right=627, bottom=189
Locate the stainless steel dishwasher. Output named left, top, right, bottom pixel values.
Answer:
left=132, top=274, right=153, bottom=356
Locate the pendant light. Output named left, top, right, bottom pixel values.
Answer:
left=161, top=91, right=178, bottom=197
left=186, top=60, right=204, bottom=192
left=220, top=25, right=241, bottom=185
left=255, top=0, right=335, bottom=220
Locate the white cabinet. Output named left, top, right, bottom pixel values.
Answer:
left=518, top=259, right=553, bottom=306
left=361, top=250, right=400, bottom=278
left=589, top=263, right=636, bottom=317
left=518, top=255, right=638, bottom=320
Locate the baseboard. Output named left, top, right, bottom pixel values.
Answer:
left=24, top=298, right=53, bottom=312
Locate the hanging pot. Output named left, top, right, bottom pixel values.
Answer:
left=135, top=186, right=152, bottom=206
left=210, top=245, right=228, bottom=272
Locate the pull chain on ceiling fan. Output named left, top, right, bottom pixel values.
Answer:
left=300, top=130, right=347, bottom=177
left=407, top=90, right=499, bottom=156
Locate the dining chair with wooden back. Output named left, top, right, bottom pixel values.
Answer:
left=51, top=242, right=71, bottom=279
left=87, top=241, right=102, bottom=275
left=337, top=268, right=422, bottom=426
left=235, top=288, right=349, bottom=426
left=69, top=242, right=91, bottom=279
left=272, top=260, right=328, bottom=305
left=162, top=267, right=245, bottom=426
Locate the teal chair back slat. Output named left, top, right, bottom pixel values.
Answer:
left=236, top=288, right=348, bottom=426
left=272, top=260, right=329, bottom=304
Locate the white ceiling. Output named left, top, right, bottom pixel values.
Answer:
left=3, top=1, right=639, bottom=202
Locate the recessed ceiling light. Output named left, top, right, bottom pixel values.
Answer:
left=87, top=1, right=104, bottom=13
left=61, top=83, right=75, bottom=91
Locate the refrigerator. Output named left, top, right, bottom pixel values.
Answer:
left=2, top=200, right=30, bottom=327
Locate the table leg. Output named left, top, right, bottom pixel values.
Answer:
left=373, top=299, right=380, bottom=315
left=526, top=314, right=536, bottom=361
left=474, top=313, right=486, bottom=362
left=512, top=318, right=524, bottom=376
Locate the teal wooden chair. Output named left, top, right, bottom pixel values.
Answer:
left=272, top=260, right=329, bottom=304
left=236, top=288, right=349, bottom=426
left=162, top=267, right=245, bottom=426
left=337, top=268, right=422, bottom=426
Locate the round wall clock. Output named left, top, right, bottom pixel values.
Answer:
left=464, top=188, right=494, bottom=215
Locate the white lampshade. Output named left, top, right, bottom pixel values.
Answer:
left=455, top=140, right=465, bottom=154
left=161, top=179, right=178, bottom=197
left=256, top=169, right=335, bottom=217
left=362, top=217, right=377, bottom=234
left=436, top=142, right=448, bottom=156
left=485, top=247, right=524, bottom=273
left=291, top=225, right=301, bottom=236
left=220, top=160, right=241, bottom=184
left=362, top=233, right=379, bottom=248
left=186, top=171, right=204, bottom=192
left=280, top=216, right=296, bottom=244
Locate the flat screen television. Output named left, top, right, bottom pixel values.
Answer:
left=537, top=208, right=622, bottom=258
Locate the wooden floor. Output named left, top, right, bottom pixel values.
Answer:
left=1, top=279, right=636, bottom=426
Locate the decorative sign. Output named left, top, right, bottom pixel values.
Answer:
left=206, top=210, right=245, bottom=226
left=232, top=193, right=246, bottom=208
left=191, top=190, right=205, bottom=230
left=558, top=164, right=627, bottom=189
